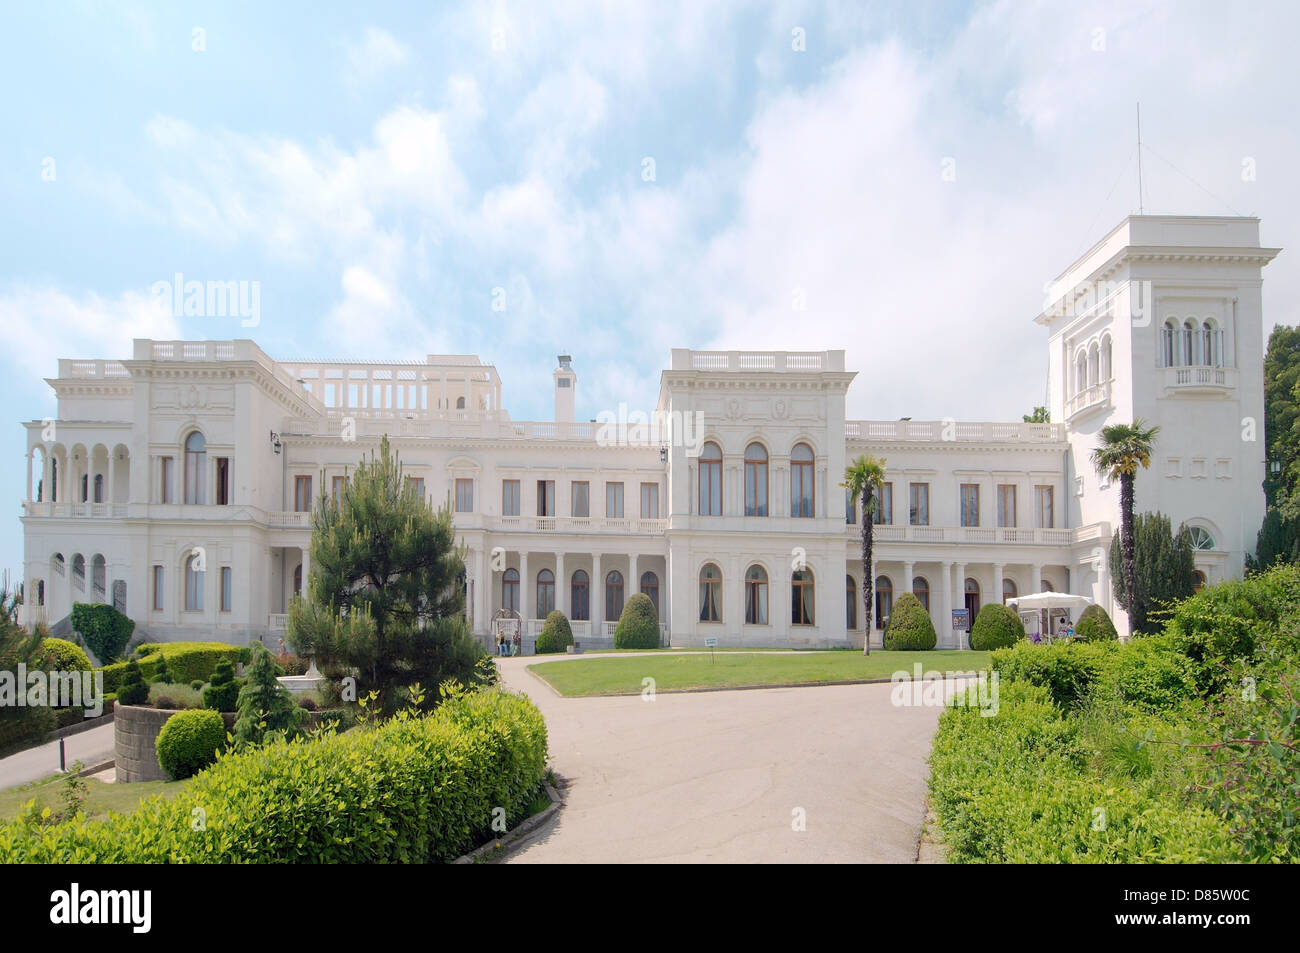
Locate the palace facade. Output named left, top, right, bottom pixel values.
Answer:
left=19, top=215, right=1280, bottom=649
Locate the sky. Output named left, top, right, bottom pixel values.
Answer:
left=1, top=0, right=1297, bottom=578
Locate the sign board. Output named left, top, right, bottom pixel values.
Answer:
left=704, top=638, right=718, bottom=648
left=951, top=609, right=970, bottom=631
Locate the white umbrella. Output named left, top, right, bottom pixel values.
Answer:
left=1006, top=591, right=1095, bottom=611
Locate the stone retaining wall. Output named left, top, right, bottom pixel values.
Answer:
left=115, top=706, right=238, bottom=782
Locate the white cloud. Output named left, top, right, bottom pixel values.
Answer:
left=345, top=27, right=409, bottom=85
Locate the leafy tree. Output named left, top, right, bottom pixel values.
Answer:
left=1108, top=512, right=1197, bottom=635
left=0, top=583, right=58, bottom=750
left=1093, top=420, right=1160, bottom=633
left=287, top=435, right=488, bottom=715
left=1249, top=506, right=1300, bottom=571
left=234, top=643, right=305, bottom=746
left=843, top=455, right=887, bottom=655
left=1023, top=406, right=1050, bottom=423
left=1263, top=324, right=1300, bottom=509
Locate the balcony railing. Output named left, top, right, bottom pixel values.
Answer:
left=846, top=420, right=1065, bottom=442
left=859, top=524, right=1080, bottom=545
left=1164, top=365, right=1235, bottom=392
left=488, top=516, right=667, bottom=535
left=1065, top=380, right=1112, bottom=419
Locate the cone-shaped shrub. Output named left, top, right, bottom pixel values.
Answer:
left=614, top=593, right=659, bottom=649
left=1074, top=604, right=1118, bottom=642
left=970, top=603, right=1026, bottom=650
left=536, top=611, right=574, bottom=654
left=883, top=592, right=937, bottom=650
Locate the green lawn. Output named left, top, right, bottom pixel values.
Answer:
left=527, top=649, right=991, bottom=696
left=0, top=773, right=193, bottom=822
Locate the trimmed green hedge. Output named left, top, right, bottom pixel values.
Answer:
left=70, top=603, right=134, bottom=663
left=883, top=592, right=936, bottom=650
left=614, top=593, right=659, bottom=649
left=156, top=709, right=227, bottom=780
left=969, top=603, right=1024, bottom=651
left=101, top=642, right=244, bottom=693
left=39, top=638, right=91, bottom=673
left=1074, top=604, right=1118, bottom=642
left=535, top=611, right=574, bottom=654
left=0, top=688, right=548, bottom=863
left=991, top=639, right=1120, bottom=709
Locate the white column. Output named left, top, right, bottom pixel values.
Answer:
left=994, top=562, right=1005, bottom=606
left=592, top=553, right=602, bottom=630
left=475, top=547, right=489, bottom=632
left=631, top=552, right=640, bottom=604
left=955, top=562, right=967, bottom=649
left=1031, top=562, right=1043, bottom=593
left=941, top=561, right=953, bottom=648
left=557, top=551, right=567, bottom=616
left=25, top=450, right=32, bottom=501
left=520, top=551, right=531, bottom=621
left=107, top=452, right=116, bottom=508
left=903, top=560, right=914, bottom=604
left=300, top=546, right=310, bottom=596
left=42, top=450, right=51, bottom=503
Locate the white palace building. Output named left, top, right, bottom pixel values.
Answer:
left=18, top=215, right=1281, bottom=649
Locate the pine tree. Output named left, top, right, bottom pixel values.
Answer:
left=233, top=643, right=304, bottom=746
left=287, top=435, right=488, bottom=714
left=1108, top=512, right=1198, bottom=635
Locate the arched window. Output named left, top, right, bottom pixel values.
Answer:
left=1041, top=579, right=1055, bottom=592
left=1075, top=352, right=1088, bottom=393
left=37, top=579, right=45, bottom=606
left=1002, top=578, right=1018, bottom=603
left=51, top=457, right=59, bottom=502
left=93, top=473, right=104, bottom=504
left=1087, top=343, right=1099, bottom=388
left=964, top=577, right=981, bottom=620
left=185, top=551, right=204, bottom=611
left=1203, top=320, right=1222, bottom=367
left=1100, top=336, right=1112, bottom=381
left=605, top=570, right=625, bottom=622
left=1192, top=570, right=1207, bottom=591
left=184, top=431, right=206, bottom=505
left=792, top=569, right=815, bottom=626
left=1162, top=320, right=1177, bottom=367
left=791, top=443, right=815, bottom=517
left=502, top=568, right=519, bottom=614
left=744, top=443, right=768, bottom=517
left=1183, top=320, right=1198, bottom=366
left=456, top=396, right=466, bottom=409
left=874, top=575, right=893, bottom=629
left=699, top=442, right=723, bottom=516
left=699, top=563, right=722, bottom=622
left=72, top=554, right=85, bottom=590
left=536, top=569, right=555, bottom=618
left=1187, top=526, right=1215, bottom=550
left=913, top=576, right=930, bottom=611
left=845, top=575, right=857, bottom=629
left=91, top=555, right=106, bottom=597
left=571, top=570, right=589, bottom=621
left=640, top=571, right=659, bottom=614
left=745, top=565, right=768, bottom=624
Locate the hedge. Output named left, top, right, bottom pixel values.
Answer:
left=0, top=688, right=548, bottom=863
left=929, top=680, right=1235, bottom=863
left=883, top=592, right=937, bottom=650
left=39, top=638, right=91, bottom=673
left=69, top=603, right=134, bottom=663
left=0, top=706, right=57, bottom=755
left=969, top=604, right=1025, bottom=651
left=101, top=642, right=244, bottom=693
left=990, top=639, right=1120, bottom=709
left=535, top=611, right=574, bottom=654
left=156, top=710, right=227, bottom=780
left=614, top=593, right=659, bottom=649
left=1073, top=604, right=1118, bottom=642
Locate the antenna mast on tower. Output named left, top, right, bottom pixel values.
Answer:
left=1136, top=103, right=1145, bottom=214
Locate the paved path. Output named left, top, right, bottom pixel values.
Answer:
left=498, top=656, right=943, bottom=863
left=0, top=724, right=115, bottom=791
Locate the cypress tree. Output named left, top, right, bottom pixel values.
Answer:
left=1109, top=512, right=1197, bottom=635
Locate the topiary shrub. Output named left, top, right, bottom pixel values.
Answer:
left=69, top=603, right=134, bottom=663
left=535, top=610, right=574, bottom=654
left=116, top=660, right=148, bottom=706
left=1073, top=604, right=1118, bottom=641
left=38, top=638, right=91, bottom=673
left=150, top=653, right=172, bottom=685
left=970, top=603, right=1026, bottom=650
left=155, top=709, right=226, bottom=780
left=614, top=593, right=659, bottom=649
left=202, top=660, right=242, bottom=712
left=883, top=592, right=937, bottom=650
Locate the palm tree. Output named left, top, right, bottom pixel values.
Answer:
left=843, top=455, right=887, bottom=655
left=1091, top=419, right=1160, bottom=634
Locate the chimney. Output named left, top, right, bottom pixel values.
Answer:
left=554, top=355, right=575, bottom=423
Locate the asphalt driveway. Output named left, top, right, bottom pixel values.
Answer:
left=498, top=654, right=944, bottom=863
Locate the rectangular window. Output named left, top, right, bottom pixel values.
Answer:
left=215, top=457, right=230, bottom=505
left=294, top=475, right=312, bottom=512
left=455, top=478, right=473, bottom=512
left=1035, top=486, right=1054, bottom=529
left=997, top=485, right=1016, bottom=528
left=332, top=475, right=346, bottom=505
left=960, top=484, right=980, bottom=527
left=874, top=483, right=894, bottom=525
left=502, top=480, right=520, bottom=516
left=408, top=477, right=426, bottom=500
left=641, top=483, right=660, bottom=519
left=152, top=566, right=164, bottom=611
left=571, top=481, right=590, bottom=518
left=537, top=480, right=555, bottom=516
left=909, top=483, right=929, bottom=526
left=606, top=482, right=624, bottom=518
left=160, top=457, right=174, bottom=504
left=220, top=566, right=232, bottom=612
